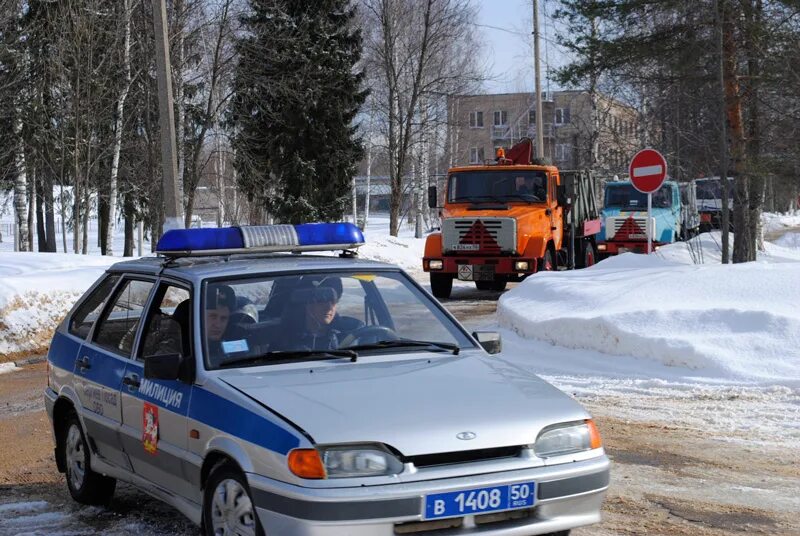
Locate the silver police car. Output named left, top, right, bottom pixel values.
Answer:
left=45, top=223, right=609, bottom=536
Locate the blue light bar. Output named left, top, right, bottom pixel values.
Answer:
left=156, top=223, right=365, bottom=257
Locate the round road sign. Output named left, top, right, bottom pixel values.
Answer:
left=629, top=148, right=667, bottom=193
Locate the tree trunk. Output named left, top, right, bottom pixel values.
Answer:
left=36, top=170, right=46, bottom=251
left=27, top=166, right=35, bottom=251
left=124, top=195, right=134, bottom=257
left=13, top=119, right=28, bottom=251
left=107, top=0, right=133, bottom=256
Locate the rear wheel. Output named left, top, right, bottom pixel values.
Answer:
left=430, top=273, right=453, bottom=299
left=60, top=413, right=116, bottom=505
left=475, top=278, right=507, bottom=292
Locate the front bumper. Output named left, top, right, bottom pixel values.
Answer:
left=248, top=455, right=610, bottom=535
left=423, top=257, right=537, bottom=277
left=598, top=241, right=666, bottom=255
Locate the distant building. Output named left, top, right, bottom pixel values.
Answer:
left=446, top=90, right=640, bottom=175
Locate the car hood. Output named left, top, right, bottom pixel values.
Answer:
left=217, top=353, right=588, bottom=456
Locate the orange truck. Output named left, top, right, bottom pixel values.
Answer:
left=423, top=138, right=601, bottom=299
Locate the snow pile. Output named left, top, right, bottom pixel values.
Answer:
left=774, top=232, right=800, bottom=249
left=0, top=253, right=117, bottom=360
left=497, top=241, right=800, bottom=386
left=762, top=210, right=800, bottom=234
left=354, top=215, right=427, bottom=273
left=652, top=231, right=800, bottom=264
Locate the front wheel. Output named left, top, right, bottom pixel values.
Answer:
left=203, top=463, right=264, bottom=536
left=538, top=248, right=555, bottom=272
left=576, top=240, right=597, bottom=269
left=60, top=413, right=116, bottom=505
left=430, top=273, right=453, bottom=299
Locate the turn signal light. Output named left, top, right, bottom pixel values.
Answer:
left=586, top=419, right=603, bottom=449
left=288, top=449, right=326, bottom=479
left=514, top=261, right=530, bottom=271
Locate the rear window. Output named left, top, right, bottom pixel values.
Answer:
left=68, top=275, right=120, bottom=339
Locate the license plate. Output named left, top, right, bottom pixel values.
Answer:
left=424, top=482, right=536, bottom=520
left=457, top=264, right=494, bottom=281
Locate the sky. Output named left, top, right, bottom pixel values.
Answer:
left=475, top=0, right=570, bottom=94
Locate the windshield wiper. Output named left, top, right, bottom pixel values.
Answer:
left=341, top=339, right=460, bottom=355
left=218, top=349, right=358, bottom=368
left=454, top=195, right=507, bottom=204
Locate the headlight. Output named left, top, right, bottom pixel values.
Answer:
left=428, top=259, right=443, bottom=270
left=598, top=244, right=607, bottom=251
left=321, top=444, right=403, bottom=478
left=288, top=444, right=403, bottom=479
left=514, top=260, right=530, bottom=271
left=534, top=420, right=602, bottom=458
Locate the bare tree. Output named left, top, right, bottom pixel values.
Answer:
left=362, top=0, right=482, bottom=236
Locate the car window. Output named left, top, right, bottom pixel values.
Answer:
left=138, top=284, right=191, bottom=360
left=93, top=279, right=155, bottom=358
left=202, top=271, right=473, bottom=370
left=68, top=274, right=120, bottom=339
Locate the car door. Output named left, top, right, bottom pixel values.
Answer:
left=119, top=281, right=196, bottom=500
left=74, top=276, right=156, bottom=472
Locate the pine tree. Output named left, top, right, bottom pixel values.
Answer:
left=232, top=0, right=367, bottom=224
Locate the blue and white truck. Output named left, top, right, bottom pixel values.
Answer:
left=597, top=179, right=698, bottom=255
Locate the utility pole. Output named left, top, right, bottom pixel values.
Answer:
left=152, top=0, right=184, bottom=231
left=715, top=0, right=730, bottom=263
left=532, top=0, right=544, bottom=159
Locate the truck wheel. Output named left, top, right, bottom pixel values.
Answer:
left=60, top=412, right=116, bottom=505
left=475, top=278, right=507, bottom=291
left=430, top=273, right=453, bottom=299
left=577, top=240, right=597, bottom=269
left=538, top=249, right=555, bottom=272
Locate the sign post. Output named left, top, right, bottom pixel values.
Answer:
left=629, top=148, right=668, bottom=253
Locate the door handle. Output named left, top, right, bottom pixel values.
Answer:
left=123, top=374, right=140, bottom=390
left=77, top=356, right=91, bottom=371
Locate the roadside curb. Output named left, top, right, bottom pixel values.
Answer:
left=13, top=356, right=46, bottom=367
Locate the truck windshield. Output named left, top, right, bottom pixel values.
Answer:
left=696, top=179, right=728, bottom=200
left=448, top=170, right=548, bottom=203
left=605, top=184, right=673, bottom=209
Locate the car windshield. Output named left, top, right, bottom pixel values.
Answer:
left=448, top=170, right=548, bottom=203
left=604, top=184, right=673, bottom=209
left=202, top=270, right=474, bottom=369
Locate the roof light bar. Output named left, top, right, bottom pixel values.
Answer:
left=156, top=223, right=365, bottom=257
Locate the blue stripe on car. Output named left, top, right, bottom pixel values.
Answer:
left=48, top=332, right=300, bottom=455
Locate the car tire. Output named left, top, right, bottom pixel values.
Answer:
left=203, top=463, right=264, bottom=536
left=430, top=273, right=453, bottom=299
left=60, top=412, right=116, bottom=505
left=543, top=532, right=570, bottom=536
left=576, top=240, right=597, bottom=269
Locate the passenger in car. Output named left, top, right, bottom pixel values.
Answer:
left=205, top=285, right=235, bottom=364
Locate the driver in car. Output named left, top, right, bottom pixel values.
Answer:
left=281, top=286, right=342, bottom=351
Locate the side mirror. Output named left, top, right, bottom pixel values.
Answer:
left=144, top=353, right=183, bottom=381
left=428, top=186, right=438, bottom=209
left=472, top=331, right=502, bottom=355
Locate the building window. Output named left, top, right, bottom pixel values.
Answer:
left=493, top=110, right=507, bottom=126
left=528, top=109, right=536, bottom=124
left=555, top=108, right=571, bottom=125
left=555, top=144, right=572, bottom=162
left=469, top=147, right=485, bottom=163
left=469, top=111, right=483, bottom=128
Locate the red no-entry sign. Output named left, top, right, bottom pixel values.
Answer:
left=629, top=149, right=667, bottom=193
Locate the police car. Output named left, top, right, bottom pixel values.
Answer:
left=44, top=222, right=610, bottom=536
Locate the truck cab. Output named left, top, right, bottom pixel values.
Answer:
left=597, top=180, right=684, bottom=255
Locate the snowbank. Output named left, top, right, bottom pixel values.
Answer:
left=774, top=232, right=800, bottom=250
left=497, top=236, right=800, bottom=386
left=0, top=253, right=117, bottom=360
left=360, top=217, right=426, bottom=273
left=762, top=210, right=800, bottom=234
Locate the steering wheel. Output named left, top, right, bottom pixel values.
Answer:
left=340, top=325, right=398, bottom=347
left=228, top=311, right=256, bottom=327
